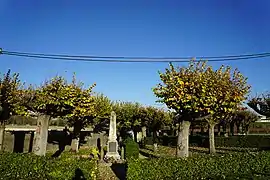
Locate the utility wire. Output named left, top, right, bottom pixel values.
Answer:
left=2, top=49, right=270, bottom=59
left=1, top=48, right=270, bottom=63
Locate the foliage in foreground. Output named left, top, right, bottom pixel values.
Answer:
left=124, top=137, right=139, bottom=160
left=127, top=151, right=270, bottom=180
left=0, top=152, right=98, bottom=180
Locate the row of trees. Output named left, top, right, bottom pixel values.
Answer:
left=0, top=59, right=266, bottom=157
left=0, top=70, right=173, bottom=154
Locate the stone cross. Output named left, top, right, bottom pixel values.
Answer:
left=105, top=111, right=120, bottom=160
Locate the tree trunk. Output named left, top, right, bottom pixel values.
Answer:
left=176, top=121, right=191, bottom=158
left=33, top=115, right=50, bottom=156
left=209, top=124, right=216, bottom=154
left=0, top=122, right=5, bottom=151
left=70, top=122, right=81, bottom=153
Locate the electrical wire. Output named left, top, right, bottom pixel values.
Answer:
left=1, top=49, right=270, bottom=63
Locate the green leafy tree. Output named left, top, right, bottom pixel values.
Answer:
left=113, top=102, right=143, bottom=141
left=0, top=70, right=27, bottom=150
left=141, top=106, right=172, bottom=151
left=153, top=60, right=250, bottom=157
left=92, top=93, right=113, bottom=133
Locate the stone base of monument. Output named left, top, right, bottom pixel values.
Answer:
left=104, top=141, right=121, bottom=162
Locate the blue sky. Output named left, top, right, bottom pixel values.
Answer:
left=0, top=0, right=270, bottom=107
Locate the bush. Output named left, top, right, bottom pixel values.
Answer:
left=127, top=151, right=270, bottom=180
left=124, top=137, right=139, bottom=160
left=0, top=152, right=98, bottom=179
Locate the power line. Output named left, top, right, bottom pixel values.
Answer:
left=2, top=49, right=270, bottom=59
left=1, top=48, right=270, bottom=63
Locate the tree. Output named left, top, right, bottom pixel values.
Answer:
left=153, top=60, right=250, bottom=157
left=92, top=93, right=113, bottom=133
left=113, top=101, right=143, bottom=141
left=0, top=70, right=27, bottom=151
left=21, top=75, right=77, bottom=156
left=140, top=106, right=172, bottom=151
left=247, top=93, right=270, bottom=117
left=64, top=76, right=96, bottom=152
left=232, top=108, right=259, bottom=135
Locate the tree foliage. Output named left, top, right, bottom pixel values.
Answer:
left=153, top=60, right=250, bottom=122
left=153, top=60, right=250, bottom=156
left=247, top=93, right=270, bottom=117
left=0, top=70, right=27, bottom=121
left=64, top=75, right=96, bottom=132
left=113, top=101, right=143, bottom=133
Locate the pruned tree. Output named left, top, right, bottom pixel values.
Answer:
left=21, top=75, right=77, bottom=156
left=64, top=75, right=96, bottom=152
left=140, top=106, right=172, bottom=151
left=153, top=60, right=250, bottom=157
left=0, top=70, right=27, bottom=151
left=113, top=101, right=143, bottom=141
left=232, top=109, right=260, bottom=135
left=92, top=93, right=113, bottom=133
left=247, top=93, right=270, bottom=117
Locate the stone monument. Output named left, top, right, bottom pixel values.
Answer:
left=33, top=115, right=49, bottom=156
left=105, top=111, right=120, bottom=160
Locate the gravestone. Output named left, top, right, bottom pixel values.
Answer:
left=33, top=115, right=49, bottom=156
left=105, top=111, right=120, bottom=160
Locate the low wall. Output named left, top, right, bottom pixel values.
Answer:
left=2, top=130, right=108, bottom=153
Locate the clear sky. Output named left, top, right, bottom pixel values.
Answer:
left=0, top=0, right=270, bottom=107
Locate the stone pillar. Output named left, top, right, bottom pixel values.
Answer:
left=105, top=111, right=120, bottom=160
left=33, top=115, right=49, bottom=156
left=0, top=123, right=5, bottom=151
left=28, top=131, right=35, bottom=153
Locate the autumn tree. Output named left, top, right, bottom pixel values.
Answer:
left=0, top=70, right=27, bottom=151
left=64, top=76, right=96, bottom=152
left=21, top=75, right=79, bottom=156
left=153, top=60, right=250, bottom=157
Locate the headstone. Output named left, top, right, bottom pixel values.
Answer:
left=105, top=111, right=120, bottom=160
left=33, top=115, right=49, bottom=156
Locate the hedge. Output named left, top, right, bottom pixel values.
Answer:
left=127, top=151, right=270, bottom=179
left=0, top=152, right=98, bottom=179
left=145, top=135, right=270, bottom=149
left=124, top=137, right=139, bottom=160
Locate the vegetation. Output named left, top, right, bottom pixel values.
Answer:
left=248, top=93, right=270, bottom=117
left=124, top=137, right=139, bottom=160
left=153, top=60, right=250, bottom=156
left=0, top=152, right=98, bottom=179
left=127, top=151, right=270, bottom=180
left=0, top=70, right=27, bottom=150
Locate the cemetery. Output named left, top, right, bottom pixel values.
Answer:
left=0, top=60, right=270, bottom=179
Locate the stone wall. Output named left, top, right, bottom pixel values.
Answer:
left=2, top=131, right=108, bottom=153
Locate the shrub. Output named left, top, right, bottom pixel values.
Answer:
left=127, top=151, right=270, bottom=180
left=0, top=152, right=98, bottom=179
left=124, top=137, right=139, bottom=160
